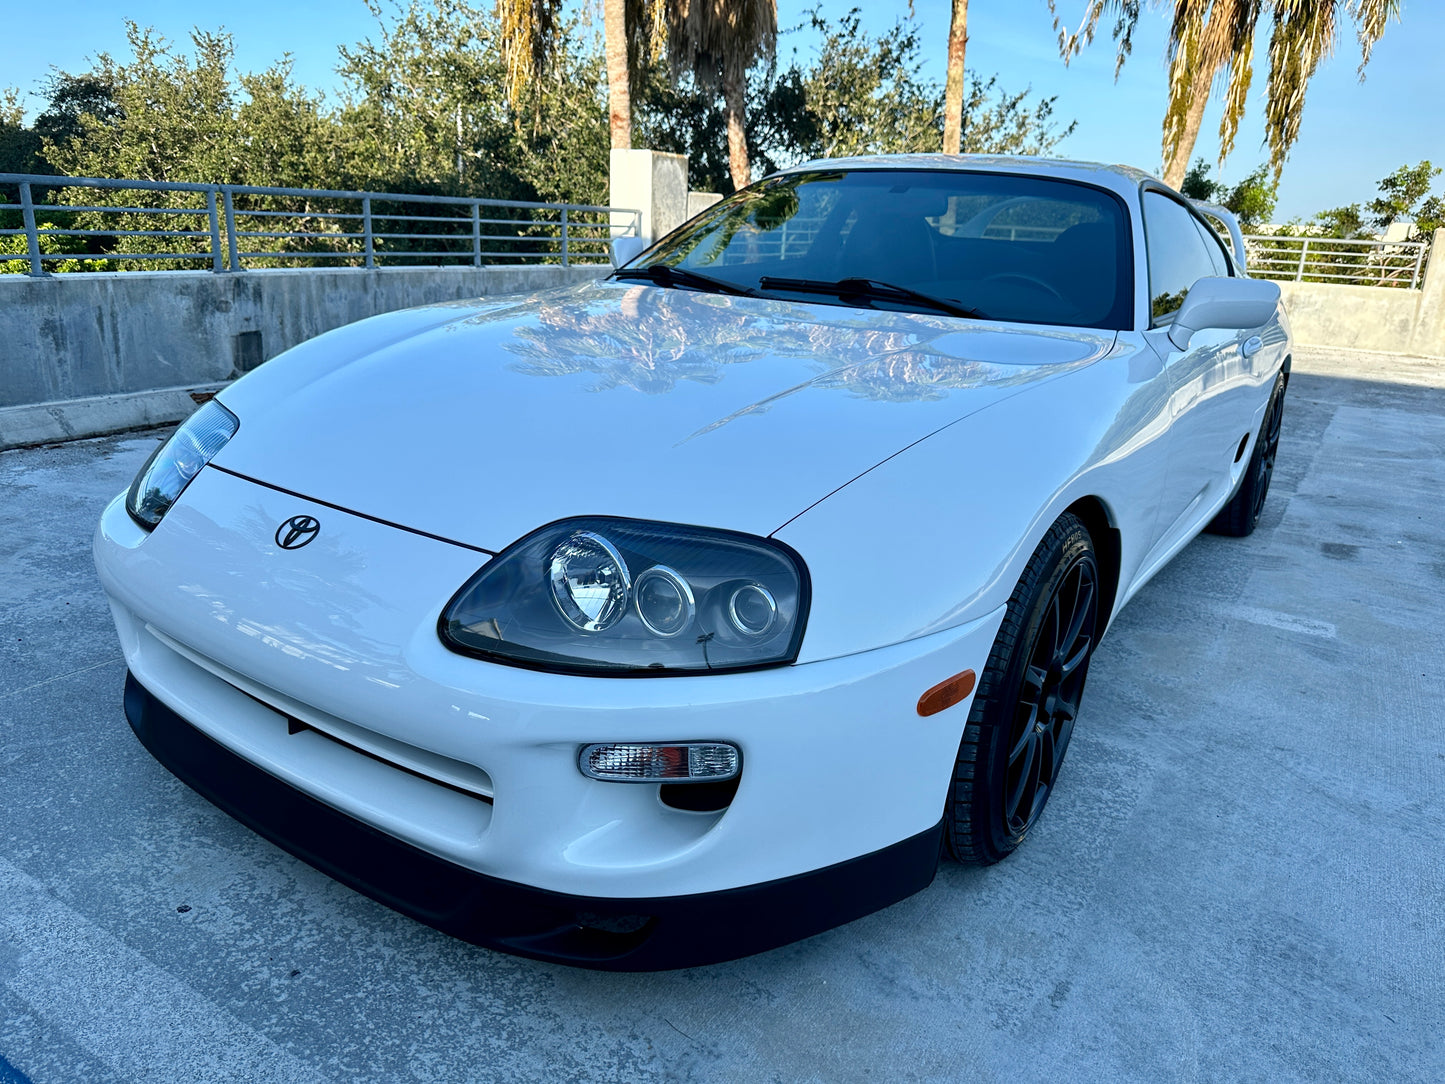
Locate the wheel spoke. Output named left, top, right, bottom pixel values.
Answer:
left=1056, top=571, right=1083, bottom=652
left=1054, top=715, right=1075, bottom=771
left=1064, top=577, right=1094, bottom=648
left=1027, top=780, right=1051, bottom=826
left=1267, top=393, right=1284, bottom=444
left=1008, top=722, right=1034, bottom=765
left=1036, top=725, right=1055, bottom=786
left=1059, top=637, right=1091, bottom=678
left=1023, top=663, right=1049, bottom=696
left=1006, top=736, right=1035, bottom=821
left=1024, top=742, right=1045, bottom=822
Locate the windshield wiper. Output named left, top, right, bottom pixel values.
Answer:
left=612, top=263, right=757, bottom=298
left=757, top=276, right=988, bottom=319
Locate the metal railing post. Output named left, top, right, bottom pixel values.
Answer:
left=19, top=181, right=46, bottom=277
left=362, top=197, right=375, bottom=268
left=1295, top=238, right=1309, bottom=281
left=222, top=188, right=241, bottom=271
left=207, top=189, right=223, bottom=272
left=471, top=203, right=481, bottom=268
left=1411, top=243, right=1426, bottom=290
left=560, top=208, right=570, bottom=267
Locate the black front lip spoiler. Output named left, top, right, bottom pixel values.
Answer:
left=124, top=672, right=943, bottom=970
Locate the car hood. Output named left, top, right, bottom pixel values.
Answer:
left=213, top=281, right=1115, bottom=549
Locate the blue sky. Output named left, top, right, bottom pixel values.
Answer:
left=3, top=0, right=1440, bottom=219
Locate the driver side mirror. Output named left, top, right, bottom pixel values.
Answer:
left=1168, top=277, right=1281, bottom=350
left=610, top=235, right=649, bottom=269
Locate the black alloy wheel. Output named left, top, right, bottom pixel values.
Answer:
left=1208, top=370, right=1287, bottom=537
left=1249, top=376, right=1286, bottom=522
left=1004, top=554, right=1097, bottom=836
left=945, top=513, right=1101, bottom=865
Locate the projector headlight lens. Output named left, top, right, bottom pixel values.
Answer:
left=440, top=518, right=808, bottom=675
left=728, top=583, right=777, bottom=637
left=634, top=565, right=695, bottom=638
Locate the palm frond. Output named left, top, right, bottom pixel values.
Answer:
left=665, top=0, right=778, bottom=90
left=1348, top=0, right=1400, bottom=74
left=1264, top=0, right=1338, bottom=176
left=496, top=0, right=564, bottom=108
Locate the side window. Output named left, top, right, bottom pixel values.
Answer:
left=1142, top=192, right=1220, bottom=323
left=1193, top=218, right=1231, bottom=277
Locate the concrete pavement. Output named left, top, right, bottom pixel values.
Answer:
left=1, top=348, right=1442, bottom=1082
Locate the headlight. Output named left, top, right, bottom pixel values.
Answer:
left=125, top=400, right=239, bottom=530
left=440, top=517, right=809, bottom=675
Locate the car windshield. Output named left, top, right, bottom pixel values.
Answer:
left=627, top=169, right=1133, bottom=330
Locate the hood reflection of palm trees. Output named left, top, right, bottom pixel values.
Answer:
left=494, top=284, right=1100, bottom=410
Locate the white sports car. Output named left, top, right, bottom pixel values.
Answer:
left=95, top=155, right=1290, bottom=969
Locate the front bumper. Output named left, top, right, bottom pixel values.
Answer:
left=95, top=466, right=1005, bottom=965
left=126, top=671, right=942, bottom=969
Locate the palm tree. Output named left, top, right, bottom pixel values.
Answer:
left=1262, top=0, right=1398, bottom=182
left=497, top=0, right=662, bottom=149
left=1047, top=0, right=1400, bottom=188
left=666, top=0, right=778, bottom=190
left=942, top=0, right=969, bottom=155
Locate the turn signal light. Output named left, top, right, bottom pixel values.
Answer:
left=917, top=669, right=977, bottom=717
left=580, top=742, right=740, bottom=783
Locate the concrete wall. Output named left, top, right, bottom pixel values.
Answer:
left=1277, top=281, right=1424, bottom=353
left=1407, top=231, right=1445, bottom=358
left=0, top=265, right=606, bottom=449
left=0, top=265, right=606, bottom=409
left=1276, top=228, right=1445, bottom=359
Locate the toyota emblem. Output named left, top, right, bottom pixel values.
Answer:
left=275, top=515, right=321, bottom=550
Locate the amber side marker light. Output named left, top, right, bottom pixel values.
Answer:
left=917, top=669, right=977, bottom=717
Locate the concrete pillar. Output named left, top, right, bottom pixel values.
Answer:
left=609, top=149, right=688, bottom=244
left=1408, top=228, right=1445, bottom=359
left=687, top=191, right=724, bottom=218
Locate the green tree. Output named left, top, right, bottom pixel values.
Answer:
left=638, top=10, right=1074, bottom=194
left=1368, top=161, right=1442, bottom=234
left=1309, top=203, right=1366, bottom=238
left=791, top=11, right=1072, bottom=162
left=1220, top=165, right=1278, bottom=227
left=1415, top=196, right=1445, bottom=238
left=42, top=25, right=241, bottom=183
left=1180, top=157, right=1219, bottom=201
left=1, top=89, right=44, bottom=176
left=0, top=220, right=97, bottom=273
left=33, top=74, right=121, bottom=152
left=335, top=1, right=607, bottom=204
left=497, top=0, right=661, bottom=152
left=1175, top=158, right=1275, bottom=227
left=666, top=0, right=779, bottom=190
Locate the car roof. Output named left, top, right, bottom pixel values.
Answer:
left=774, top=154, right=1158, bottom=201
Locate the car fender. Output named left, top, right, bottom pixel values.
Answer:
left=775, top=334, right=1173, bottom=664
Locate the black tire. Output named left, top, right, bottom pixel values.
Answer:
left=944, top=513, right=1100, bottom=865
left=1207, top=370, right=1287, bottom=537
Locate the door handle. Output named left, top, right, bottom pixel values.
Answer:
left=1242, top=335, right=1263, bottom=357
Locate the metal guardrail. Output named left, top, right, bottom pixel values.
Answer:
left=0, top=174, right=641, bottom=276
left=1243, top=234, right=1430, bottom=289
